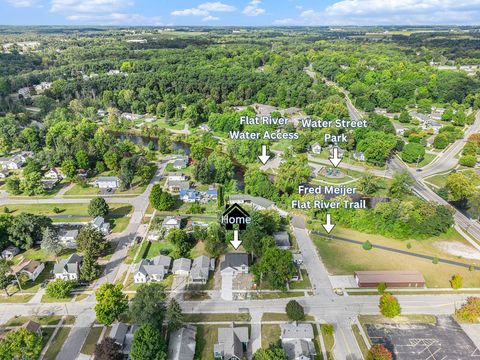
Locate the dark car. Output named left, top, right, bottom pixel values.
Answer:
left=135, top=236, right=142, bottom=243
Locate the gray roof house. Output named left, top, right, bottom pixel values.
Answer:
left=220, top=253, right=250, bottom=275
left=172, top=258, right=192, bottom=275
left=91, top=217, right=110, bottom=235
left=189, top=256, right=212, bottom=284
left=228, top=194, right=288, bottom=217
left=167, top=181, right=190, bottom=193
left=214, top=325, right=249, bottom=360
left=1, top=246, right=20, bottom=260
left=58, top=229, right=79, bottom=248
left=162, top=216, right=182, bottom=230
left=95, top=176, right=120, bottom=189
left=54, top=253, right=83, bottom=281
left=168, top=325, right=197, bottom=360
left=274, top=232, right=291, bottom=249
left=134, top=255, right=172, bottom=283
left=110, top=322, right=137, bottom=354
left=173, top=156, right=189, bottom=169
left=280, top=323, right=316, bottom=360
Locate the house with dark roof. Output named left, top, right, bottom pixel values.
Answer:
left=134, top=255, right=172, bottom=283
left=220, top=253, right=250, bottom=275
left=91, top=217, right=110, bottom=235
left=173, top=156, right=189, bottom=169
left=274, top=232, right=291, bottom=250
left=168, top=325, right=197, bottom=360
left=1, top=246, right=20, bottom=260
left=54, top=253, right=83, bottom=281
left=213, top=325, right=249, bottom=360
left=110, top=322, right=137, bottom=354
left=280, top=323, right=316, bottom=360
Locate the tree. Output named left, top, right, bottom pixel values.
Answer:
left=45, top=279, right=76, bottom=299
left=95, top=283, right=128, bottom=326
left=398, top=110, right=411, bottom=124
left=459, top=155, right=476, bottom=167
left=80, top=252, right=101, bottom=281
left=401, top=143, right=425, bottom=164
left=357, top=131, right=397, bottom=166
left=367, top=344, right=392, bottom=360
left=119, top=157, right=137, bottom=190
left=450, top=274, right=463, bottom=289
left=20, top=171, right=45, bottom=196
left=205, top=223, right=227, bottom=257
left=377, top=282, right=387, bottom=294
left=286, top=300, right=305, bottom=321
left=455, top=297, right=480, bottom=323
left=130, top=324, right=167, bottom=360
left=88, top=197, right=110, bottom=217
left=253, top=345, right=288, bottom=360
left=254, top=248, right=296, bottom=290
left=379, top=293, right=401, bottom=318
left=446, top=170, right=480, bottom=201
left=388, top=171, right=413, bottom=198
left=5, top=177, right=21, bottom=195
left=61, top=159, right=77, bottom=180
left=149, top=184, right=175, bottom=211
left=41, top=227, right=62, bottom=256
left=167, top=229, right=193, bottom=257
left=0, top=259, right=14, bottom=296
left=94, top=337, right=123, bottom=360
left=358, top=172, right=380, bottom=195
left=8, top=213, right=52, bottom=250
left=166, top=299, right=184, bottom=332
left=77, top=226, right=108, bottom=258
left=362, top=240, right=373, bottom=250
left=0, top=327, right=42, bottom=360
left=433, top=133, right=450, bottom=149
left=130, top=283, right=167, bottom=329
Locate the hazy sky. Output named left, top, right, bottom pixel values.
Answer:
left=1, top=0, right=480, bottom=26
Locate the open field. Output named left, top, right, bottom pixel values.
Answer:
left=261, top=324, right=280, bottom=347
left=195, top=325, right=221, bottom=360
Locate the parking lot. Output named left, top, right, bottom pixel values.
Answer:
left=367, top=316, right=480, bottom=359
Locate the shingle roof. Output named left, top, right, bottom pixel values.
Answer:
left=190, top=256, right=211, bottom=281
left=274, top=232, right=290, bottom=247
left=168, top=325, right=197, bottom=360
left=53, top=253, right=82, bottom=275
left=221, top=253, right=250, bottom=271
left=172, top=258, right=192, bottom=272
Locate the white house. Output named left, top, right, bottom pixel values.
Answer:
left=220, top=253, right=250, bottom=275
left=91, top=217, right=110, bottom=235
left=1, top=246, right=20, bottom=260
left=162, top=216, right=181, bottom=230
left=189, top=256, right=213, bottom=284
left=53, top=253, right=83, bottom=281
left=44, top=168, right=63, bottom=180
left=121, top=113, right=144, bottom=121
left=34, top=82, right=52, bottom=94
left=58, top=229, right=79, bottom=248
left=13, top=259, right=45, bottom=281
left=172, top=258, right=192, bottom=276
left=0, top=169, right=9, bottom=179
left=166, top=172, right=187, bottom=182
left=134, top=255, right=172, bottom=283
left=280, top=323, right=316, bottom=360
left=311, top=143, right=321, bottom=155
left=94, top=176, right=120, bottom=189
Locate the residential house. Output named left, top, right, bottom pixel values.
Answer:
left=1, top=246, right=20, bottom=260
left=172, top=258, right=192, bottom=276
left=18, top=87, right=32, bottom=98
left=0, top=156, right=23, bottom=170
left=213, top=325, right=249, bottom=360
left=41, top=179, right=59, bottom=190
left=53, top=253, right=83, bottom=281
left=168, top=325, right=197, bottom=360
left=180, top=189, right=201, bottom=203
left=13, top=259, right=45, bottom=281
left=311, top=143, right=321, bottom=155
left=228, top=194, right=288, bottom=217
left=0, top=169, right=10, bottom=179
left=206, top=185, right=218, bottom=199
left=94, top=176, right=120, bottom=189
left=167, top=181, right=190, bottom=193
left=173, top=156, right=189, bottom=169
left=280, top=323, right=316, bottom=360
left=134, top=255, right=172, bottom=283
left=110, top=322, right=137, bottom=354
left=44, top=168, right=63, bottom=180
left=166, top=172, right=187, bottom=182
left=121, top=113, right=144, bottom=121
left=274, top=232, right=291, bottom=250
left=23, top=321, right=42, bottom=337
left=91, top=217, right=110, bottom=235
left=189, top=256, right=213, bottom=284
left=57, top=229, right=79, bottom=248
left=353, top=152, right=366, bottom=161
left=34, top=82, right=52, bottom=94
left=162, top=216, right=182, bottom=230
left=220, top=253, right=250, bottom=275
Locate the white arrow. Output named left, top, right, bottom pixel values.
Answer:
left=258, top=144, right=270, bottom=165
left=230, top=230, right=242, bottom=250
left=329, top=146, right=343, bottom=168
left=322, top=214, right=335, bottom=234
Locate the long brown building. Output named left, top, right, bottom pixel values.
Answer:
left=354, top=271, right=426, bottom=288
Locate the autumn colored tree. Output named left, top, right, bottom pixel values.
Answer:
left=367, top=344, right=393, bottom=360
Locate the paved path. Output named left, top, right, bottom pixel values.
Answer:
left=249, top=310, right=263, bottom=356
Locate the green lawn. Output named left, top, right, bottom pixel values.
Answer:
left=262, top=325, right=280, bottom=348
left=183, top=313, right=251, bottom=322
left=320, top=324, right=335, bottom=360
left=5, top=315, right=62, bottom=327
left=194, top=325, right=220, bottom=360
left=424, top=173, right=450, bottom=188
left=262, top=313, right=315, bottom=322
left=43, top=327, right=71, bottom=360
left=289, top=270, right=312, bottom=290
left=64, top=185, right=100, bottom=196
left=0, top=293, right=34, bottom=303
left=249, top=291, right=305, bottom=300
left=80, top=326, right=104, bottom=355
left=143, top=241, right=176, bottom=259
left=405, top=152, right=436, bottom=168
left=0, top=203, right=132, bottom=219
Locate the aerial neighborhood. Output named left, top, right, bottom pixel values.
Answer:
left=1, top=23, right=480, bottom=360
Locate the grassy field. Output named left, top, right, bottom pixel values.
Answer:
left=262, top=324, right=280, bottom=348
left=43, top=327, right=71, bottom=360
left=405, top=152, right=437, bottom=168
left=358, top=314, right=437, bottom=325
left=0, top=294, right=34, bottom=303
left=184, top=313, right=251, bottom=322
left=80, top=326, right=104, bottom=355
left=5, top=315, right=62, bottom=327
left=320, top=324, right=335, bottom=360
left=262, top=313, right=315, bottom=321
left=195, top=325, right=221, bottom=360
left=0, top=203, right=132, bottom=218
left=289, top=270, right=312, bottom=290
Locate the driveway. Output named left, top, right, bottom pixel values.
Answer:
left=221, top=274, right=233, bottom=301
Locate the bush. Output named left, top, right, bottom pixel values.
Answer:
left=379, top=293, right=401, bottom=318
left=362, top=240, right=373, bottom=250
left=286, top=300, right=304, bottom=321
left=367, top=344, right=393, bottom=360
left=455, top=297, right=480, bottom=323
left=459, top=155, right=477, bottom=167
left=450, top=274, right=463, bottom=289
left=432, top=257, right=439, bottom=264
left=406, top=242, right=412, bottom=249
left=377, top=282, right=387, bottom=294
left=401, top=143, right=425, bottom=164
left=88, top=197, right=110, bottom=218
left=53, top=207, right=62, bottom=214
left=46, top=279, right=77, bottom=299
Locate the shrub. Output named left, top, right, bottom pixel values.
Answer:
left=286, top=300, right=304, bottom=321
left=367, top=344, right=393, bottom=360
left=53, top=207, right=62, bottom=214
left=459, top=155, right=477, bottom=167
left=406, top=242, right=412, bottom=249
left=377, top=282, right=387, bottom=294
left=455, top=297, right=480, bottom=323
left=450, top=274, right=463, bottom=289
left=379, top=293, right=401, bottom=318
left=432, top=257, right=439, bottom=264
left=46, top=279, right=76, bottom=299
left=362, top=240, right=373, bottom=250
